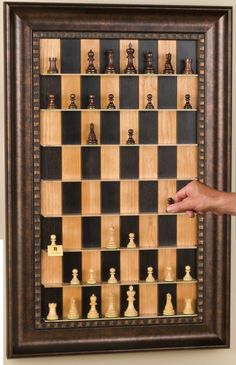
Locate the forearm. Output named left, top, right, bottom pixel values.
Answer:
left=213, top=192, right=236, bottom=215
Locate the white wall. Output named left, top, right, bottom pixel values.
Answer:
left=1, top=0, right=235, bottom=364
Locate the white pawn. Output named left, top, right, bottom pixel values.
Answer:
left=145, top=267, right=155, bottom=282
left=47, top=303, right=58, bottom=320
left=183, top=298, right=195, bottom=315
left=127, top=233, right=136, bottom=248
left=105, top=294, right=118, bottom=318
left=183, top=265, right=193, bottom=281
left=70, top=268, right=80, bottom=284
left=87, top=268, right=96, bottom=284
left=67, top=298, right=80, bottom=319
left=124, top=285, right=138, bottom=317
left=163, top=293, right=175, bottom=316
left=87, top=294, right=99, bottom=319
left=165, top=266, right=174, bottom=282
left=106, top=225, right=117, bottom=249
left=108, top=268, right=118, bottom=284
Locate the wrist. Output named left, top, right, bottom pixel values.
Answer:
left=213, top=192, right=236, bottom=215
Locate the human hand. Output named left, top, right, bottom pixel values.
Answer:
left=166, top=181, right=236, bottom=217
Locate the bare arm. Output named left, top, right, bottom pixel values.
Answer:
left=166, top=181, right=236, bottom=217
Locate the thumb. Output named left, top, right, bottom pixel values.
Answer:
left=167, top=199, right=193, bottom=213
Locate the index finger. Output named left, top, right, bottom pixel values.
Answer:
left=173, top=186, right=188, bottom=203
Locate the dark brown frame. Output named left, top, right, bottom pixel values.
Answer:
left=5, top=2, right=232, bottom=358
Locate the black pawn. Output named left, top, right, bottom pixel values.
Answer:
left=47, top=94, right=57, bottom=109
left=145, top=94, right=154, bottom=109
left=107, top=94, right=116, bottom=109
left=87, top=123, right=98, bottom=145
left=144, top=51, right=155, bottom=74
left=87, top=94, right=96, bottom=109
left=86, top=49, right=97, bottom=74
left=126, top=129, right=135, bottom=144
left=184, top=94, right=192, bottom=109
left=68, top=93, right=77, bottom=109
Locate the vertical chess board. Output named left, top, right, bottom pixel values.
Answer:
left=39, top=37, right=201, bottom=323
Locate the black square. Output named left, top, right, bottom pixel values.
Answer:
left=177, top=111, right=197, bottom=144
left=100, top=39, right=120, bottom=73
left=81, top=76, right=100, bottom=109
left=158, top=146, right=177, bottom=178
left=138, top=40, right=157, bottom=74
left=120, top=147, right=139, bottom=179
left=177, top=249, right=197, bottom=279
left=120, top=285, right=139, bottom=317
left=82, top=287, right=101, bottom=319
left=158, top=215, right=176, bottom=246
left=101, top=251, right=120, bottom=282
left=101, top=182, right=120, bottom=213
left=61, top=39, right=81, bottom=73
left=41, top=217, right=62, bottom=249
left=139, top=111, right=158, bottom=144
left=158, top=284, right=176, bottom=315
left=62, top=182, right=81, bottom=214
left=62, top=111, right=81, bottom=144
left=81, top=147, right=100, bottom=179
left=177, top=40, right=197, bottom=74
left=120, top=216, right=139, bottom=247
left=158, top=77, right=177, bottom=109
left=120, top=76, right=139, bottom=109
left=40, top=75, right=61, bottom=109
left=63, top=252, right=82, bottom=283
left=139, top=250, right=158, bottom=281
left=41, top=287, right=62, bottom=319
left=82, top=217, right=101, bottom=248
left=41, top=147, right=61, bottom=180
left=101, top=111, right=120, bottom=144
left=139, top=181, right=158, bottom=213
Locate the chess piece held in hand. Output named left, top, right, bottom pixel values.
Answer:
left=183, top=298, right=195, bottom=315
left=144, top=51, right=155, bottom=74
left=87, top=268, right=97, bottom=284
left=107, top=94, right=116, bottom=109
left=87, top=294, right=99, bottom=319
left=145, top=267, right=155, bottom=282
left=47, top=94, right=57, bottom=109
left=124, top=43, right=137, bottom=74
left=124, top=285, right=138, bottom=317
left=165, top=266, right=174, bottom=282
left=86, top=49, right=97, bottom=74
left=126, top=129, right=135, bottom=144
left=145, top=94, right=154, bottom=109
left=127, top=233, right=136, bottom=248
left=184, top=94, right=192, bottom=109
left=67, top=298, right=80, bottom=319
left=105, top=49, right=116, bottom=74
left=183, top=58, right=194, bottom=74
left=105, top=294, right=118, bottom=318
left=47, top=57, right=59, bottom=74
left=47, top=303, right=58, bottom=320
left=108, top=268, right=118, bottom=284
left=163, top=53, right=174, bottom=74
left=68, top=93, right=77, bottom=109
left=183, top=265, right=193, bottom=281
left=87, top=123, right=98, bottom=145
left=48, top=234, right=63, bottom=256
left=163, top=293, right=175, bottom=316
left=70, top=268, right=80, bottom=285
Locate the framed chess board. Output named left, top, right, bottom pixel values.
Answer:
left=5, top=3, right=232, bottom=358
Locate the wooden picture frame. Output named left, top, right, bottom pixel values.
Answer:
left=5, top=3, right=232, bottom=358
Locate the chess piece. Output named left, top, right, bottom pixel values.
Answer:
left=167, top=197, right=174, bottom=205
left=184, top=94, right=192, bottom=109
left=127, top=233, right=136, bottom=248
left=87, top=123, right=98, bottom=145
left=163, top=293, right=175, bottom=316
left=105, top=294, right=118, bottom=318
left=108, top=268, right=118, bottom=284
left=48, top=234, right=63, bottom=256
left=47, top=94, right=57, bottom=109
left=124, top=285, right=138, bottom=317
left=47, top=57, right=58, bottom=74
left=105, top=49, right=116, bottom=74
left=87, top=294, right=99, bottom=319
left=70, top=268, right=80, bottom=285
left=124, top=43, right=137, bottom=74
left=86, top=49, right=97, bottom=74
left=67, top=298, right=80, bottom=319
left=68, top=93, right=77, bottom=109
left=106, top=225, right=117, bottom=249
left=107, top=94, right=116, bottom=109
left=145, top=267, right=155, bottom=282
left=163, top=53, right=174, bottom=74
left=145, top=94, right=154, bottom=109
left=183, top=265, right=193, bottom=281
left=144, top=51, right=155, bottom=74
left=47, top=303, right=58, bottom=320
left=87, top=268, right=96, bottom=284
left=126, top=129, right=135, bottom=144
left=87, top=94, right=96, bottom=109
left=165, top=266, right=174, bottom=282
left=183, top=58, right=194, bottom=74
left=183, top=298, right=195, bottom=315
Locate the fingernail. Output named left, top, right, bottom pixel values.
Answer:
left=166, top=205, right=173, bottom=212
